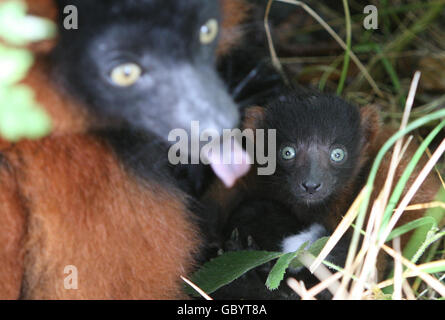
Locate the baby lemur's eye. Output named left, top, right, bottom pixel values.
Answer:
left=110, top=63, right=142, bottom=87
left=200, top=19, right=219, bottom=44
left=330, top=146, right=347, bottom=164
left=281, top=146, right=297, bottom=161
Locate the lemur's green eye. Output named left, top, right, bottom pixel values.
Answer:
left=110, top=63, right=142, bottom=87
left=330, top=147, right=347, bottom=163
left=281, top=146, right=296, bottom=160
left=200, top=19, right=219, bottom=44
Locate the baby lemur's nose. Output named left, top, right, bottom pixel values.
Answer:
left=302, top=182, right=322, bottom=194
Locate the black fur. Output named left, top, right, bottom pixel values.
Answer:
left=213, top=199, right=350, bottom=300
left=98, top=127, right=212, bottom=197
left=258, top=92, right=367, bottom=223
left=52, top=0, right=239, bottom=147
left=50, top=0, right=242, bottom=197
left=210, top=92, right=368, bottom=299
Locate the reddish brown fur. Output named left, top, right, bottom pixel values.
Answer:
left=361, top=126, right=441, bottom=247
left=25, top=0, right=57, bottom=20
left=9, top=134, right=199, bottom=299
left=333, top=123, right=441, bottom=275
left=218, top=0, right=250, bottom=56
left=0, top=159, right=26, bottom=299
left=0, top=60, right=201, bottom=299
left=325, top=106, right=441, bottom=249
left=0, top=0, right=248, bottom=299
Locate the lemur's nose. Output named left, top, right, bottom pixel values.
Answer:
left=302, top=182, right=322, bottom=194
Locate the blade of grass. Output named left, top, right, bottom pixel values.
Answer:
left=318, top=55, right=344, bottom=91
left=353, top=43, right=401, bottom=93
left=305, top=271, right=344, bottom=298
left=410, top=230, right=445, bottom=265
left=349, top=72, right=420, bottom=298
left=404, top=201, right=445, bottom=211
left=181, top=276, right=213, bottom=300
left=310, top=187, right=366, bottom=272
left=373, top=259, right=445, bottom=292
left=348, top=108, right=445, bottom=284
left=299, top=251, right=341, bottom=296
left=336, top=0, right=352, bottom=95
left=386, top=217, right=438, bottom=242
left=275, top=0, right=384, bottom=97
left=379, top=120, right=445, bottom=239
left=382, top=244, right=445, bottom=297
left=264, top=0, right=289, bottom=85
left=351, top=2, right=444, bottom=92
left=405, top=188, right=445, bottom=261
left=287, top=278, right=316, bottom=300
left=393, top=237, right=403, bottom=300
left=381, top=138, right=445, bottom=247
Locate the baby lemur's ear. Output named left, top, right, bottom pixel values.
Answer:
left=360, top=105, right=382, bottom=147
left=243, top=106, right=266, bottom=131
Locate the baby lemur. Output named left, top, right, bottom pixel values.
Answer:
left=204, top=92, right=440, bottom=299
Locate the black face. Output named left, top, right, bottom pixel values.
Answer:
left=263, top=93, right=364, bottom=206
left=52, top=0, right=239, bottom=143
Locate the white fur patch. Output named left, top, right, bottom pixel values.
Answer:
left=281, top=223, right=326, bottom=254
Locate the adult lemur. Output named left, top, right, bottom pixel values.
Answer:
left=0, top=0, right=250, bottom=299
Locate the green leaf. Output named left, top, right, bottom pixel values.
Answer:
left=187, top=237, right=331, bottom=297
left=0, top=105, right=51, bottom=141
left=266, top=251, right=301, bottom=290
left=187, top=251, right=283, bottom=296
left=0, top=0, right=56, bottom=45
left=0, top=84, right=34, bottom=107
left=403, top=188, right=445, bottom=261
left=0, top=46, right=33, bottom=85
left=0, top=85, right=52, bottom=141
left=267, top=237, right=329, bottom=290
left=308, top=237, right=330, bottom=256
left=290, top=236, right=330, bottom=269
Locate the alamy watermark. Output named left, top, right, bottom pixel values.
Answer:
left=168, top=121, right=277, bottom=176
left=62, top=5, right=78, bottom=30
left=60, top=4, right=379, bottom=31
left=64, top=265, right=78, bottom=290
left=364, top=5, right=379, bottom=30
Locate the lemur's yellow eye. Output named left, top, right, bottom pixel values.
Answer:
left=200, top=19, right=219, bottom=44
left=110, top=63, right=142, bottom=87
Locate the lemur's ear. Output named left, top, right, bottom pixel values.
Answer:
left=243, top=106, right=266, bottom=131
left=360, top=105, right=382, bottom=147
left=25, top=0, right=58, bottom=20
left=53, top=0, right=80, bottom=9
left=218, top=0, right=250, bottom=56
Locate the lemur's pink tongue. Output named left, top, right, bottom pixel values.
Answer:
left=207, top=139, right=251, bottom=188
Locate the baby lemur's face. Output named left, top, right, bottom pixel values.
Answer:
left=262, top=94, right=367, bottom=206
